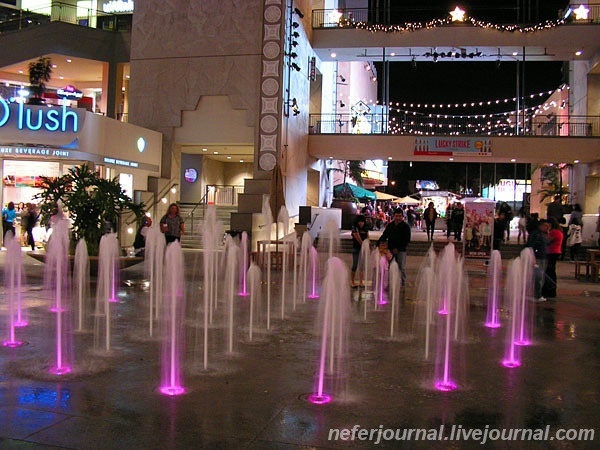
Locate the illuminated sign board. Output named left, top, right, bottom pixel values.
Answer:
left=56, top=85, right=84, bottom=100
left=0, top=98, right=85, bottom=147
left=102, top=0, right=134, bottom=13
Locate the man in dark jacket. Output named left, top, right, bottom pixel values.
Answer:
left=377, top=208, right=411, bottom=286
left=451, top=202, right=465, bottom=241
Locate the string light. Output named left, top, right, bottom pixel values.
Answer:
left=389, top=85, right=567, bottom=112
left=344, top=15, right=565, bottom=34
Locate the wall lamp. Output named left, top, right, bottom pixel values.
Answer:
left=288, top=51, right=298, bottom=59
left=338, top=74, right=346, bottom=82
left=294, top=7, right=304, bottom=18
left=290, top=40, right=299, bottom=47
left=290, top=62, right=301, bottom=72
left=292, top=21, right=299, bottom=28
left=339, top=101, right=345, bottom=107
left=291, top=31, right=300, bottom=38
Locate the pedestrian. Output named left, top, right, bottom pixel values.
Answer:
left=25, top=203, right=38, bottom=251
left=546, top=194, right=563, bottom=222
left=377, top=208, right=411, bottom=287
left=423, top=201, right=437, bottom=241
left=445, top=203, right=454, bottom=239
left=133, top=216, right=152, bottom=257
left=160, top=203, right=185, bottom=243
left=542, top=218, right=563, bottom=299
left=2, top=201, right=16, bottom=241
left=526, top=219, right=549, bottom=302
left=566, top=221, right=583, bottom=261
left=350, top=214, right=369, bottom=288
left=451, top=202, right=465, bottom=241
left=517, top=206, right=528, bottom=245
left=493, top=211, right=508, bottom=250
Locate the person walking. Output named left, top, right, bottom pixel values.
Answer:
left=517, top=207, right=528, bottom=245
left=423, top=202, right=438, bottom=241
left=160, top=203, right=185, bottom=244
left=350, top=214, right=369, bottom=288
left=542, top=218, right=563, bottom=299
left=566, top=221, right=583, bottom=261
left=24, top=203, right=38, bottom=251
left=2, top=201, right=17, bottom=242
left=377, top=208, right=411, bottom=287
left=526, top=219, right=550, bottom=302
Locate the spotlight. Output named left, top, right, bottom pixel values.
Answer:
left=290, top=62, right=301, bottom=72
left=292, top=31, right=299, bottom=38
left=288, top=52, right=298, bottom=58
left=292, top=21, right=299, bottom=28
left=411, top=56, right=417, bottom=69
left=339, top=101, right=345, bottom=107
left=294, top=8, right=304, bottom=18
left=496, top=58, right=501, bottom=69
left=339, top=75, right=346, bottom=82
left=291, top=40, right=299, bottom=47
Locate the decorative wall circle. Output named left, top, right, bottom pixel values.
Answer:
left=260, top=115, right=278, bottom=133
left=263, top=41, right=280, bottom=59
left=259, top=152, right=277, bottom=171
left=261, top=78, right=279, bottom=96
left=264, top=5, right=281, bottom=23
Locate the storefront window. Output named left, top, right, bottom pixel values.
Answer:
left=3, top=160, right=60, bottom=206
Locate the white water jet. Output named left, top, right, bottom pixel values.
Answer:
left=145, top=226, right=165, bottom=337
left=225, top=242, right=240, bottom=353
left=95, top=232, right=120, bottom=352
left=3, top=233, right=25, bottom=347
left=389, top=260, right=401, bottom=337
left=485, top=250, right=503, bottom=328
left=239, top=232, right=250, bottom=296
left=44, top=213, right=73, bottom=374
left=300, top=232, right=313, bottom=304
left=247, top=263, right=261, bottom=341
left=73, top=239, right=89, bottom=332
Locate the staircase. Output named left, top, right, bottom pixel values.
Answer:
left=178, top=203, right=237, bottom=249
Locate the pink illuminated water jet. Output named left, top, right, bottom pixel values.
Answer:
left=485, top=250, right=502, bottom=329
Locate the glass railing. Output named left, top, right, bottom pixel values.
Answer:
left=309, top=114, right=600, bottom=137
left=0, top=2, right=132, bottom=34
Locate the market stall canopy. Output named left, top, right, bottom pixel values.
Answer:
left=392, top=196, right=421, bottom=205
left=333, top=183, right=377, bottom=202
left=373, top=191, right=399, bottom=201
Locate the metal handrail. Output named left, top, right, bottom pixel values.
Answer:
left=309, top=114, right=600, bottom=137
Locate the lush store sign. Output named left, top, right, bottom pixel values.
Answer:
left=0, top=98, right=85, bottom=147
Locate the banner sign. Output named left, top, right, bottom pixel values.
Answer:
left=414, top=137, right=492, bottom=156
left=463, top=200, right=496, bottom=259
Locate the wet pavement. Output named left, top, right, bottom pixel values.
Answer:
left=0, top=246, right=599, bottom=449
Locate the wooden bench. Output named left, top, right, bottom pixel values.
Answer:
left=574, top=261, right=599, bottom=281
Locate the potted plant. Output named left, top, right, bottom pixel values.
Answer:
left=537, top=163, right=570, bottom=212
left=331, top=160, right=367, bottom=229
left=34, top=164, right=145, bottom=256
left=28, top=56, right=53, bottom=105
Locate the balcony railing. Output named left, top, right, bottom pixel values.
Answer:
left=309, top=114, right=600, bottom=137
left=313, top=4, right=600, bottom=29
left=0, top=2, right=132, bottom=34
left=205, top=185, right=244, bottom=206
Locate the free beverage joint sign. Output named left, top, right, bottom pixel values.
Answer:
left=0, top=98, right=85, bottom=147
left=414, top=137, right=492, bottom=157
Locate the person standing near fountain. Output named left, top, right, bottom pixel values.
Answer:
left=526, top=219, right=549, bottom=302
left=377, top=208, right=411, bottom=287
left=350, top=215, right=369, bottom=288
left=423, top=202, right=437, bottom=241
left=134, top=216, right=152, bottom=257
left=542, top=218, right=563, bottom=299
left=160, top=203, right=185, bottom=243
